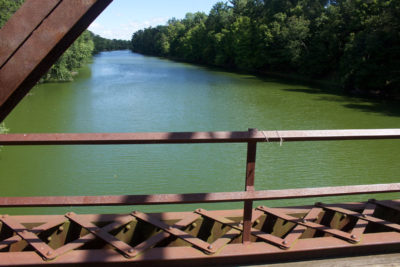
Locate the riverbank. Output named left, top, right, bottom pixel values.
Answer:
left=131, top=0, right=399, bottom=100
left=139, top=52, right=399, bottom=102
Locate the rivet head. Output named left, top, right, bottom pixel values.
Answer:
left=128, top=248, right=135, bottom=253
left=362, top=214, right=367, bottom=218
left=301, top=218, right=307, bottom=223
left=351, top=234, right=357, bottom=239
left=197, top=208, right=202, bottom=212
left=47, top=236, right=52, bottom=241
left=282, top=240, right=287, bottom=245
left=58, top=226, right=64, bottom=231
left=46, top=251, right=52, bottom=256
left=125, top=224, right=131, bottom=230
left=208, top=245, right=213, bottom=249
left=255, top=219, right=260, bottom=224
left=192, top=222, right=197, bottom=228
left=168, top=225, right=173, bottom=230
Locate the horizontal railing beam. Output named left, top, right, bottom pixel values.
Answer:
left=0, top=131, right=262, bottom=145
left=261, top=129, right=400, bottom=142
left=0, top=129, right=399, bottom=145
left=0, top=183, right=399, bottom=207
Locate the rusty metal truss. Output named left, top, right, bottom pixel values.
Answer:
left=0, top=0, right=112, bottom=123
left=0, top=129, right=399, bottom=266
left=1, top=1, right=400, bottom=266
left=1, top=200, right=400, bottom=266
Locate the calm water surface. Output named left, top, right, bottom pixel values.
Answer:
left=1, top=50, right=400, bottom=214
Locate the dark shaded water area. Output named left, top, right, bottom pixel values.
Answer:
left=1, top=50, right=400, bottom=215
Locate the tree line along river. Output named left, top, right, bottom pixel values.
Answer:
left=1, top=50, right=400, bottom=215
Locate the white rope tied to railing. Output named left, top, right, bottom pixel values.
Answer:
left=276, top=130, right=283, bottom=146
left=261, top=130, right=269, bottom=142
left=261, top=130, right=283, bottom=146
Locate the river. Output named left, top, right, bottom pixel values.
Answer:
left=1, top=50, right=400, bottom=215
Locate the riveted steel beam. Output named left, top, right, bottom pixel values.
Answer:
left=350, top=202, right=376, bottom=237
left=257, top=206, right=361, bottom=243
left=131, top=211, right=216, bottom=254
left=0, top=215, right=57, bottom=260
left=317, top=203, right=400, bottom=233
left=65, top=212, right=137, bottom=258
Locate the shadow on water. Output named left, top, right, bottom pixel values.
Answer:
left=283, top=87, right=400, bottom=117
left=232, top=70, right=400, bottom=118
left=129, top=52, right=400, bottom=118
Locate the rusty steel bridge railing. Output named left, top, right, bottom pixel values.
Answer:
left=0, top=128, right=399, bottom=244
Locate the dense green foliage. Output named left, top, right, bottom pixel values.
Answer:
left=0, top=0, right=23, bottom=26
left=41, top=31, right=95, bottom=82
left=41, top=32, right=131, bottom=82
left=132, top=0, right=400, bottom=97
left=0, top=123, right=8, bottom=134
left=0, top=122, right=8, bottom=150
left=44, top=32, right=131, bottom=81
left=91, top=33, right=131, bottom=54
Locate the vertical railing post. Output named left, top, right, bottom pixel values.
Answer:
left=243, top=128, right=257, bottom=244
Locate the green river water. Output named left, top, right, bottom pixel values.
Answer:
left=1, top=50, right=400, bottom=215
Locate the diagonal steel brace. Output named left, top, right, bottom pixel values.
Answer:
left=131, top=210, right=216, bottom=254
left=0, top=214, right=57, bottom=260
left=195, top=208, right=292, bottom=249
left=65, top=212, right=137, bottom=258
left=316, top=202, right=400, bottom=233
left=0, top=216, right=66, bottom=250
left=350, top=202, right=376, bottom=238
left=257, top=206, right=360, bottom=243
left=281, top=207, right=322, bottom=248
left=129, top=212, right=200, bottom=256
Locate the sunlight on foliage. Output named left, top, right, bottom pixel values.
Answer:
left=131, top=0, right=400, bottom=97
